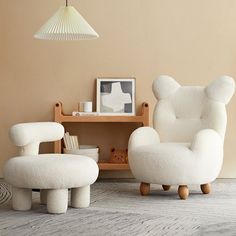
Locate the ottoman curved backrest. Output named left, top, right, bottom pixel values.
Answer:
left=9, top=122, right=64, bottom=156
left=152, top=75, right=235, bottom=143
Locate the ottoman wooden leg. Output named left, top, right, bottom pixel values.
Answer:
left=47, top=189, right=68, bottom=214
left=201, top=183, right=211, bottom=194
left=162, top=185, right=171, bottom=191
left=71, top=185, right=90, bottom=208
left=178, top=185, right=189, bottom=200
left=12, top=187, right=32, bottom=211
left=140, top=182, right=150, bottom=196
left=40, top=189, right=48, bottom=205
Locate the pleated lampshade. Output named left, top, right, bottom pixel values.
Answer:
left=34, top=6, right=99, bottom=40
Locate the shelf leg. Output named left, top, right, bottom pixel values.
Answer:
left=54, top=140, right=62, bottom=154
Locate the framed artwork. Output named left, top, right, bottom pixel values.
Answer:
left=96, top=78, right=136, bottom=116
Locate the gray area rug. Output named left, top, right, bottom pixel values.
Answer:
left=0, top=181, right=11, bottom=205
left=0, top=179, right=236, bottom=236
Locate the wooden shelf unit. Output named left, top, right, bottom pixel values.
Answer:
left=98, top=162, right=130, bottom=170
left=54, top=102, right=149, bottom=171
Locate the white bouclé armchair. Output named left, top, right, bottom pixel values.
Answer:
left=128, top=75, right=235, bottom=199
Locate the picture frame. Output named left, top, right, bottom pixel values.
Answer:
left=96, top=78, right=136, bottom=116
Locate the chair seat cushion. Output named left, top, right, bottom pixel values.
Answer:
left=4, top=154, right=99, bottom=189
left=129, top=142, right=219, bottom=185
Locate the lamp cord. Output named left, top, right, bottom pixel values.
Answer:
left=66, top=0, right=68, bottom=6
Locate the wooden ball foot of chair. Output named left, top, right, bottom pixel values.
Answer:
left=140, top=182, right=150, bottom=196
left=162, top=185, right=171, bottom=191
left=178, top=185, right=189, bottom=200
left=200, top=183, right=211, bottom=194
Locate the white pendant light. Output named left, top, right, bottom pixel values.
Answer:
left=34, top=0, right=99, bottom=40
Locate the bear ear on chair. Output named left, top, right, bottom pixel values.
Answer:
left=152, top=75, right=181, bottom=100
left=206, top=76, right=235, bottom=105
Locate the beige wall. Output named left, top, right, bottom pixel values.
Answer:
left=1, top=0, right=236, bottom=178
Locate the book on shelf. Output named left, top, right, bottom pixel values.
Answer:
left=63, top=132, right=79, bottom=150
left=72, top=111, right=100, bottom=116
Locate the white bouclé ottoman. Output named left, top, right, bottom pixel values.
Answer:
left=3, top=122, right=99, bottom=214
left=4, top=154, right=98, bottom=213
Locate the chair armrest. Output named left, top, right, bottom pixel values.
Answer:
left=128, top=127, right=160, bottom=150
left=190, top=129, right=224, bottom=180
left=191, top=129, right=223, bottom=155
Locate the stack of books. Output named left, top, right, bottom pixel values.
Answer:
left=72, top=111, right=100, bottom=116
left=63, top=132, right=79, bottom=150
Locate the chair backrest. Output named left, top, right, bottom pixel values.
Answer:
left=152, top=75, right=235, bottom=143
left=10, top=122, right=64, bottom=156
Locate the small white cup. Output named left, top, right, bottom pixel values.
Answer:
left=79, top=101, right=93, bottom=112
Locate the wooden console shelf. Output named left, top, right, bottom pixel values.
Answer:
left=98, top=163, right=130, bottom=170
left=54, top=102, right=149, bottom=171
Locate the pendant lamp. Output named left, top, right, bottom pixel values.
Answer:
left=34, top=0, right=99, bottom=40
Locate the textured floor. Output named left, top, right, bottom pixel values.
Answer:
left=0, top=182, right=11, bottom=205
left=0, top=179, right=236, bottom=236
